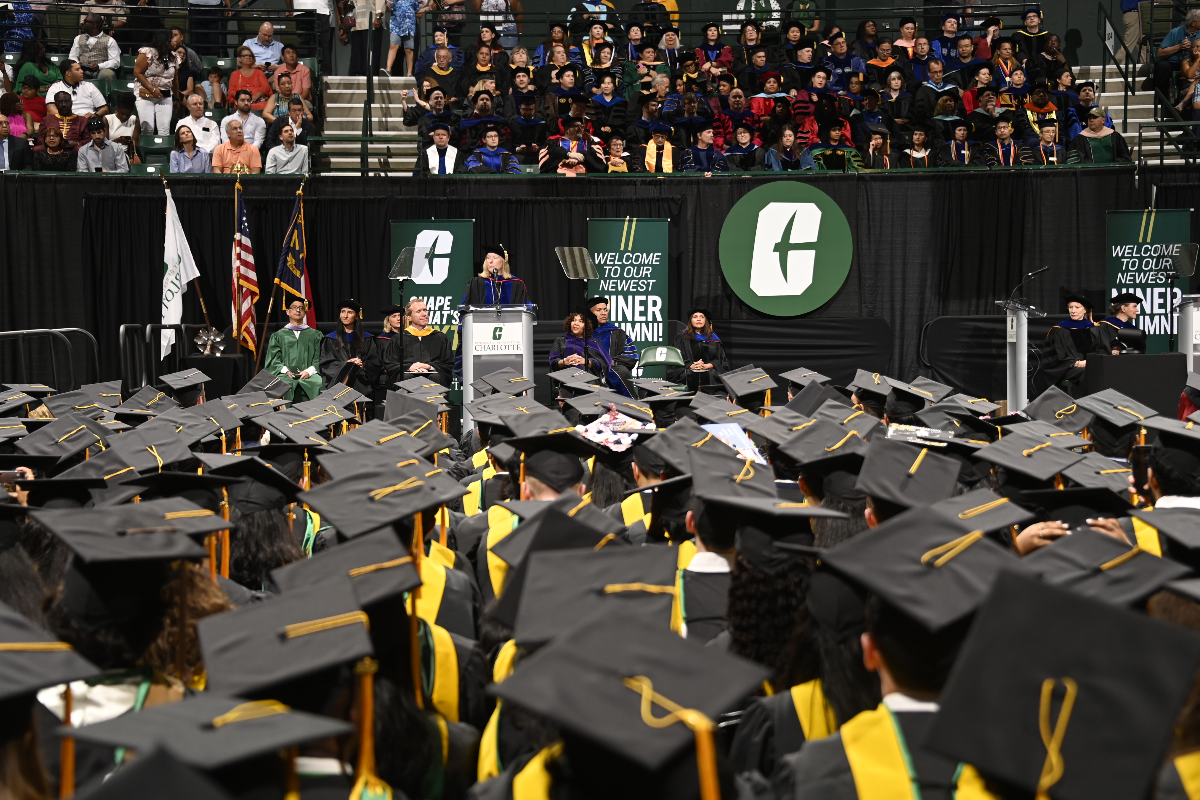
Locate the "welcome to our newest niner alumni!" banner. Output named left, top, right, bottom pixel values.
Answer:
left=1106, top=209, right=1191, bottom=353
left=587, top=218, right=669, bottom=376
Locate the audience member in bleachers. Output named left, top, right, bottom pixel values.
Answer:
left=343, top=0, right=385, bottom=77
left=14, top=41, right=60, bottom=99
left=417, top=46, right=462, bottom=105
left=78, top=0, right=127, bottom=35
left=211, top=117, right=262, bottom=173
left=33, top=125, right=72, bottom=170
left=174, top=45, right=200, bottom=99
left=417, top=121, right=463, bottom=175
left=175, top=92, right=220, bottom=151
left=69, top=15, right=120, bottom=83
left=463, top=121, right=521, bottom=172
left=38, top=91, right=90, bottom=148
left=170, top=27, right=203, bottom=75
left=228, top=46, right=272, bottom=109
left=244, top=22, right=285, bottom=71
left=132, top=28, right=180, bottom=135
left=982, top=112, right=1032, bottom=165
left=508, top=93, right=547, bottom=163
left=46, top=60, right=108, bottom=117
left=169, top=123, right=212, bottom=172
left=103, top=93, right=138, bottom=161
left=540, top=115, right=605, bottom=172
left=221, top=89, right=266, bottom=148
left=264, top=122, right=309, bottom=173
left=1012, top=8, right=1051, bottom=63
left=0, top=112, right=33, bottom=170
left=263, top=96, right=315, bottom=152
left=0, top=94, right=29, bottom=139
left=414, top=26, right=465, bottom=74
left=17, top=75, right=45, bottom=128
left=262, top=73, right=314, bottom=125
left=403, top=84, right=458, bottom=146
left=200, top=65, right=226, bottom=108
left=76, top=115, right=128, bottom=172
left=272, top=44, right=313, bottom=101
left=1070, top=106, right=1132, bottom=163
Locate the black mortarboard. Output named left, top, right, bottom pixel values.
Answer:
left=315, top=444, right=427, bottom=482
left=106, top=427, right=196, bottom=472
left=719, top=368, right=778, bottom=403
left=689, top=397, right=757, bottom=425
left=929, top=488, right=1038, bottom=533
left=1144, top=417, right=1200, bottom=482
left=494, top=607, right=768, bottom=777
left=479, top=368, right=536, bottom=396
left=198, top=574, right=373, bottom=697
left=822, top=505, right=1030, bottom=632
left=384, top=391, right=449, bottom=425
left=999, top=419, right=1089, bottom=449
left=779, top=367, right=830, bottom=389
left=194, top=454, right=301, bottom=514
left=2, top=383, right=55, bottom=397
left=0, top=599, right=99, bottom=703
left=814, top=401, right=884, bottom=439
left=1075, top=388, right=1157, bottom=430
left=68, top=694, right=352, bottom=771
left=321, top=419, right=427, bottom=459
left=1111, top=292, right=1141, bottom=305
left=908, top=376, right=954, bottom=403
left=789, top=381, right=854, bottom=417
left=883, top=377, right=943, bottom=417
left=394, top=376, right=452, bottom=395
left=14, top=413, right=106, bottom=461
left=925, top=571, right=1200, bottom=800
left=43, top=390, right=113, bottom=420
left=239, top=370, right=292, bottom=400
left=1023, top=528, right=1188, bottom=606
left=1060, top=451, right=1136, bottom=495
left=939, top=393, right=1001, bottom=417
left=78, top=379, right=126, bottom=405
left=257, top=403, right=352, bottom=445
left=503, top=408, right=606, bottom=460
left=513, top=546, right=679, bottom=645
left=0, top=388, right=36, bottom=415
left=1022, top=386, right=1095, bottom=433
left=629, top=378, right=679, bottom=394
left=122, top=471, right=240, bottom=511
left=74, top=747, right=235, bottom=800
left=854, top=436, right=959, bottom=509
left=775, top=418, right=868, bottom=476
left=30, top=500, right=225, bottom=561
left=214, top=392, right=286, bottom=421
left=297, top=463, right=466, bottom=538
left=119, top=386, right=180, bottom=414
left=313, top=384, right=369, bottom=412
left=638, top=417, right=710, bottom=475
left=271, top=527, right=420, bottom=606
left=15, top=478, right=108, bottom=508
left=0, top=453, right=62, bottom=476
left=1131, top=507, right=1200, bottom=568
left=1018, top=487, right=1133, bottom=528
left=158, top=369, right=212, bottom=405
left=975, top=433, right=1084, bottom=481
left=848, top=369, right=891, bottom=400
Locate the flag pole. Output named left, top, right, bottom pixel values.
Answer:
left=234, top=178, right=241, bottom=355
left=162, top=174, right=215, bottom=333
left=255, top=174, right=309, bottom=373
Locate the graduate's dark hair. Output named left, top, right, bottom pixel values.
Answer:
left=726, top=554, right=814, bottom=688
left=1149, top=446, right=1200, bottom=498
left=773, top=601, right=820, bottom=690
left=371, top=673, right=438, bottom=800
left=0, top=700, right=50, bottom=800
left=0, top=544, right=48, bottom=625
left=140, top=563, right=233, bottom=684
left=865, top=594, right=969, bottom=695
left=818, top=621, right=881, bottom=725
left=588, top=460, right=634, bottom=510
left=1147, top=590, right=1200, bottom=749
left=228, top=506, right=303, bottom=591
left=810, top=495, right=869, bottom=549
left=18, top=518, right=71, bottom=595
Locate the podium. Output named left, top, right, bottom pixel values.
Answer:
left=1083, top=354, right=1186, bottom=417
left=461, top=304, right=537, bottom=420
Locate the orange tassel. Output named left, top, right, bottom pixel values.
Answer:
left=439, top=505, right=448, bottom=547
left=60, top=686, right=75, bottom=799
left=409, top=512, right=424, bottom=709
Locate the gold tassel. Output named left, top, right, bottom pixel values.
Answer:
left=60, top=686, right=75, bottom=799
left=206, top=534, right=218, bottom=581
left=235, top=427, right=242, bottom=451
left=764, top=389, right=771, bottom=409
left=287, top=502, right=296, bottom=532
left=409, top=511, right=425, bottom=710
left=303, top=449, right=311, bottom=491
left=283, top=747, right=300, bottom=800
left=220, top=488, right=231, bottom=579
left=519, top=452, right=526, bottom=484
left=342, top=420, right=349, bottom=436
left=439, top=505, right=448, bottom=547
left=349, top=658, right=393, bottom=800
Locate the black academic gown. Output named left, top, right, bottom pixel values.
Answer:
left=666, top=332, right=731, bottom=392
left=1043, top=321, right=1093, bottom=391
left=384, top=328, right=454, bottom=389
left=320, top=331, right=382, bottom=398
left=729, top=690, right=812, bottom=781
left=463, top=275, right=529, bottom=306
left=1091, top=316, right=1137, bottom=354
left=681, top=569, right=729, bottom=643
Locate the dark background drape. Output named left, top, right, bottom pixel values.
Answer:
left=0, top=168, right=1140, bottom=385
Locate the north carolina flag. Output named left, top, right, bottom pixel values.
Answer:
left=274, top=189, right=315, bottom=328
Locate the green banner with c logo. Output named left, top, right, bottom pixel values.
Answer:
left=718, top=183, right=853, bottom=317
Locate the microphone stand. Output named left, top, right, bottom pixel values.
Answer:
left=995, top=266, right=1049, bottom=413
left=491, top=268, right=502, bottom=316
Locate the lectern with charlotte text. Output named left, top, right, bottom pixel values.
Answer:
left=461, top=304, right=537, bottom=422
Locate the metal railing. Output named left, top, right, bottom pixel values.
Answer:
left=1097, top=1, right=1136, bottom=133
left=1137, top=117, right=1200, bottom=164
left=0, top=328, right=89, bottom=391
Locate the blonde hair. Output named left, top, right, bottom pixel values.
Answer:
left=383, top=310, right=403, bottom=333
left=478, top=251, right=512, bottom=278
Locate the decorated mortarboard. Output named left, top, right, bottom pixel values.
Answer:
left=271, top=526, right=420, bottom=607
left=511, top=546, right=680, bottom=645
left=14, top=413, right=107, bottom=462
left=493, top=607, right=769, bottom=787
left=1075, top=388, right=1157, bottom=430
left=70, top=747, right=235, bottom=800
left=928, top=488, right=1038, bottom=533
left=1022, top=528, right=1187, bottom=607
left=560, top=391, right=655, bottom=424
left=1060, top=451, right=1136, bottom=495
left=297, top=462, right=466, bottom=539
left=925, top=571, right=1200, bottom=800
left=119, top=385, right=180, bottom=413
left=158, top=369, right=212, bottom=404
left=854, top=436, right=959, bottom=509
left=974, top=432, right=1084, bottom=481
left=779, top=367, right=830, bottom=389
left=0, top=599, right=99, bottom=703
left=238, top=370, right=291, bottom=400
left=999, top=419, right=1089, bottom=449
left=198, top=574, right=373, bottom=697
left=821, top=504, right=1030, bottom=632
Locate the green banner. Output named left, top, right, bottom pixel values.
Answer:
left=1105, top=209, right=1191, bottom=354
left=587, top=218, right=670, bottom=379
left=390, top=220, right=475, bottom=352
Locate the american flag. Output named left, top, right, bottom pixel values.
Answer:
left=232, top=179, right=259, bottom=353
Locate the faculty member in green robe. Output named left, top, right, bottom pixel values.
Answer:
left=263, top=297, right=324, bottom=402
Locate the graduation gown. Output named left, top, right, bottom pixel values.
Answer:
left=1043, top=319, right=1093, bottom=388
left=1092, top=316, right=1137, bottom=354
left=724, top=144, right=766, bottom=171
left=666, top=332, right=730, bottom=391
left=982, top=138, right=1033, bottom=166
left=319, top=330, right=382, bottom=398
left=881, top=92, right=915, bottom=126
left=463, top=275, right=529, bottom=305
left=264, top=326, right=324, bottom=402
left=383, top=327, right=454, bottom=389
left=506, top=115, right=549, bottom=163
left=592, top=321, right=638, bottom=396
left=937, top=140, right=982, bottom=166
left=729, top=679, right=838, bottom=780
left=589, top=95, right=627, bottom=142
left=679, top=567, right=729, bottom=643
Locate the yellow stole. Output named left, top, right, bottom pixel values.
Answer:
left=410, top=557, right=447, bottom=627
left=472, top=449, right=490, bottom=469
left=647, top=141, right=674, bottom=173
left=477, top=640, right=520, bottom=782
left=406, top=325, right=435, bottom=337
left=432, top=65, right=455, bottom=76
left=1174, top=751, right=1200, bottom=799
left=485, top=505, right=519, bottom=596
left=511, top=743, right=564, bottom=800
left=841, top=705, right=997, bottom=800
left=427, top=623, right=460, bottom=722
left=621, top=491, right=651, bottom=527
left=668, top=539, right=698, bottom=635
left=1132, top=506, right=1162, bottom=556
left=791, top=679, right=837, bottom=741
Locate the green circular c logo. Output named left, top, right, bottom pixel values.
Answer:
left=719, top=183, right=853, bottom=316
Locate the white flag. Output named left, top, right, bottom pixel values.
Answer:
left=161, top=189, right=201, bottom=359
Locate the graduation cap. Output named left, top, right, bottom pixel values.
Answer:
left=813, top=400, right=884, bottom=439
left=883, top=377, right=942, bottom=417
left=779, top=368, right=831, bottom=390
left=314, top=384, right=369, bottom=412
left=271, top=527, right=420, bottom=607
left=939, top=393, right=1002, bottom=416
left=198, top=573, right=373, bottom=697
left=925, top=570, right=1200, bottom=800
left=775, top=418, right=869, bottom=475
left=999, top=419, right=1089, bottom=449
left=42, top=390, right=113, bottom=420
left=196, top=455, right=302, bottom=514
left=322, top=419, right=424, bottom=457
left=107, top=426, right=195, bottom=473
left=14, top=413, right=106, bottom=462
left=73, top=747, right=235, bottom=800
left=822, top=504, right=1030, bottom=632
left=1130, top=507, right=1200, bottom=568
left=1018, top=486, right=1133, bottom=528
left=512, top=545, right=682, bottom=645
left=0, top=598, right=99, bottom=703
left=15, top=478, right=107, bottom=508
left=239, top=370, right=291, bottom=400
left=719, top=368, right=777, bottom=405
left=494, top=606, right=768, bottom=798
left=561, top=391, right=655, bottom=424
left=256, top=405, right=350, bottom=445
left=1143, top=416, right=1200, bottom=480
left=689, top=397, right=756, bottom=426
left=122, top=471, right=241, bottom=511
left=975, top=433, right=1084, bottom=482
left=848, top=368, right=890, bottom=400
left=636, top=417, right=712, bottom=475
left=158, top=369, right=212, bottom=405
left=1060, top=451, right=1135, bottom=495
left=120, top=385, right=180, bottom=413
left=29, top=500, right=225, bottom=561
left=384, top=390, right=447, bottom=425
left=928, top=488, right=1038, bottom=533
left=0, top=421, right=29, bottom=441
left=387, top=410, right=457, bottom=456
left=649, top=121, right=673, bottom=135
left=53, top=448, right=152, bottom=506
left=67, top=694, right=353, bottom=776
left=1023, top=528, right=1188, bottom=606
left=394, top=376, right=452, bottom=395
left=478, top=368, right=536, bottom=396
left=0, top=453, right=62, bottom=476
left=788, top=381, right=853, bottom=417
left=214, top=392, right=285, bottom=422
left=78, top=379, right=126, bottom=405
left=0, top=388, right=36, bottom=416
left=854, top=436, right=959, bottom=509
left=315, top=443, right=428, bottom=482
left=297, top=463, right=466, bottom=539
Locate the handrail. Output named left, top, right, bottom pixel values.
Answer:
left=1096, top=1, right=1135, bottom=134
left=1136, top=115, right=1200, bottom=166
left=54, top=328, right=102, bottom=386
left=0, top=329, right=79, bottom=391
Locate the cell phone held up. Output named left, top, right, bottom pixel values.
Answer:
left=1130, top=445, right=1151, bottom=497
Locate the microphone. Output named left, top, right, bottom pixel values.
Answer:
left=1026, top=266, right=1050, bottom=278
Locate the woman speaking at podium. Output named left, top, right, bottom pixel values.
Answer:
left=462, top=243, right=529, bottom=305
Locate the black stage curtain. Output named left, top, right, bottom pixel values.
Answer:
left=0, top=169, right=1138, bottom=383
left=922, top=316, right=1058, bottom=400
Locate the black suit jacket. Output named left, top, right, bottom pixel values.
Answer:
left=4, top=136, right=33, bottom=171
